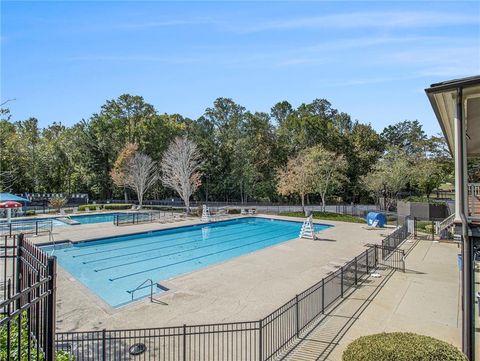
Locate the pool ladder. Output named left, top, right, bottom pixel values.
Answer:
left=129, top=279, right=168, bottom=305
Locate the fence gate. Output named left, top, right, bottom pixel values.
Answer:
left=1, top=234, right=57, bottom=361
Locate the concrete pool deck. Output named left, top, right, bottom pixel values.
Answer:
left=31, top=214, right=394, bottom=332
left=283, top=238, right=469, bottom=360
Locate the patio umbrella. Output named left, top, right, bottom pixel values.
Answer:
left=0, top=201, right=22, bottom=223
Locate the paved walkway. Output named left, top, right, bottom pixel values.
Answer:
left=280, top=239, right=466, bottom=360
left=49, top=215, right=391, bottom=331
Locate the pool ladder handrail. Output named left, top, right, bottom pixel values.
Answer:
left=129, top=278, right=154, bottom=302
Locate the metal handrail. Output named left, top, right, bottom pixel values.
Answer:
left=128, top=278, right=154, bottom=302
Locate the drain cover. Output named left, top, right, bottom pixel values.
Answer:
left=129, top=343, right=147, bottom=356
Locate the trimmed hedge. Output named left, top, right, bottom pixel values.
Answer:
left=280, top=211, right=365, bottom=224
left=77, top=203, right=133, bottom=211
left=78, top=204, right=103, bottom=211
left=342, top=332, right=466, bottom=361
left=103, top=203, right=132, bottom=210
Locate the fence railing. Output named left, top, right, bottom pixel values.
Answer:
left=0, top=219, right=53, bottom=236
left=0, top=234, right=57, bottom=361
left=55, top=242, right=407, bottom=361
left=113, top=212, right=156, bottom=226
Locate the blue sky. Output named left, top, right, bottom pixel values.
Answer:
left=1, top=1, right=479, bottom=134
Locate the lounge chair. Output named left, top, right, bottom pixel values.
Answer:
left=248, top=209, right=256, bottom=215
left=241, top=209, right=248, bottom=215
left=95, top=206, right=101, bottom=212
left=73, top=207, right=79, bottom=214
left=85, top=207, right=90, bottom=212
left=60, top=208, right=66, bottom=216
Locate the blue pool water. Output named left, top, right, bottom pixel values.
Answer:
left=42, top=218, right=331, bottom=307
left=68, top=213, right=120, bottom=224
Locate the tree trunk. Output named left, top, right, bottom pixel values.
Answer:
left=320, top=193, right=326, bottom=212
left=301, top=193, right=305, bottom=214
left=124, top=187, right=128, bottom=203
left=185, top=196, right=190, bottom=214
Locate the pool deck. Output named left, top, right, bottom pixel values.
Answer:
left=33, top=214, right=393, bottom=332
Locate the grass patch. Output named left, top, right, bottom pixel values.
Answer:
left=280, top=211, right=365, bottom=224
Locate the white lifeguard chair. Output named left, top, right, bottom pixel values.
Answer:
left=201, top=205, right=211, bottom=222
left=299, top=215, right=315, bottom=239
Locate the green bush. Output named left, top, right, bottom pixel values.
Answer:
left=280, top=211, right=365, bottom=224
left=103, top=203, right=132, bottom=210
left=228, top=208, right=241, bottom=214
left=78, top=204, right=102, bottom=211
left=342, top=332, right=466, bottom=361
left=0, top=312, right=75, bottom=360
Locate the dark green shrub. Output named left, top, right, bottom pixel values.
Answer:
left=0, top=312, right=75, bottom=360
left=103, top=203, right=132, bottom=210
left=228, top=208, right=241, bottom=214
left=78, top=204, right=102, bottom=211
left=342, top=332, right=466, bottom=361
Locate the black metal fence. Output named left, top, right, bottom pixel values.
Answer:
left=0, top=234, right=57, bottom=361
left=0, top=219, right=53, bottom=237
left=55, top=243, right=406, bottom=361
left=113, top=212, right=156, bottom=226
left=381, top=224, right=409, bottom=259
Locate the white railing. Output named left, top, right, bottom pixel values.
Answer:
left=436, top=213, right=455, bottom=234
left=469, top=183, right=480, bottom=197
left=469, top=183, right=480, bottom=218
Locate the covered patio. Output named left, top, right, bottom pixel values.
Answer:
left=426, top=75, right=480, bottom=360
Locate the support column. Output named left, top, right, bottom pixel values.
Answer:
left=455, top=88, right=474, bottom=360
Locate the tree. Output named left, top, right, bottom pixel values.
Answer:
left=381, top=120, right=427, bottom=156
left=49, top=196, right=67, bottom=212
left=414, top=159, right=445, bottom=199
left=111, top=143, right=138, bottom=202
left=362, top=148, right=412, bottom=210
left=276, top=152, right=312, bottom=213
left=306, top=146, right=347, bottom=212
left=124, top=152, right=158, bottom=207
left=161, top=136, right=203, bottom=213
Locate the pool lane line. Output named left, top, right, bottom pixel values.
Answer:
left=81, top=222, right=278, bottom=264
left=69, top=221, right=261, bottom=258
left=62, top=217, right=260, bottom=255
left=94, top=225, right=289, bottom=272
left=108, top=230, right=299, bottom=282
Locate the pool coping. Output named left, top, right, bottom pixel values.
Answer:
left=38, top=215, right=333, bottom=246
left=46, top=215, right=335, bottom=311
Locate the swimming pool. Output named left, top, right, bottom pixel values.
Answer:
left=42, top=217, right=331, bottom=307
left=68, top=213, right=121, bottom=224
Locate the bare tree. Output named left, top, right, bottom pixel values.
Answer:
left=161, top=136, right=203, bottom=213
left=124, top=152, right=158, bottom=207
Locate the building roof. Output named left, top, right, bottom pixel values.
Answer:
left=425, top=75, right=480, bottom=156
left=0, top=193, right=30, bottom=203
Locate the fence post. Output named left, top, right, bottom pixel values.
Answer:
left=321, top=278, right=325, bottom=313
left=16, top=234, right=23, bottom=306
left=365, top=249, right=369, bottom=274
left=35, top=221, right=39, bottom=236
left=183, top=324, right=187, bottom=361
left=340, top=267, right=344, bottom=297
left=295, top=294, right=300, bottom=337
left=46, top=256, right=57, bottom=361
left=102, top=329, right=106, bottom=361
left=354, top=257, right=358, bottom=285
left=259, top=319, right=263, bottom=361
left=374, top=245, right=378, bottom=267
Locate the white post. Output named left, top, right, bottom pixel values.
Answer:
left=7, top=208, right=11, bottom=223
